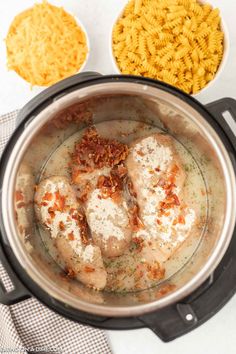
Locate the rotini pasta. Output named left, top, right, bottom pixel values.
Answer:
left=112, top=0, right=224, bottom=94
left=146, top=36, right=156, bottom=55
left=134, top=0, right=143, bottom=15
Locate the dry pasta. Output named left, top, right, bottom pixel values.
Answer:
left=112, top=0, right=224, bottom=94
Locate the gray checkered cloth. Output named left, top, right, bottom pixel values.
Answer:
left=0, top=111, right=112, bottom=354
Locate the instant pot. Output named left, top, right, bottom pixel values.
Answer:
left=0, top=73, right=236, bottom=341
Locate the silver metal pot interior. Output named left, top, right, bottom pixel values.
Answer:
left=2, top=82, right=236, bottom=317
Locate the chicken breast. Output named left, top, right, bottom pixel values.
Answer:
left=73, top=168, right=132, bottom=258
left=15, top=164, right=34, bottom=241
left=126, top=133, right=195, bottom=261
left=34, top=176, right=107, bottom=290
left=71, top=127, right=132, bottom=258
left=85, top=183, right=131, bottom=258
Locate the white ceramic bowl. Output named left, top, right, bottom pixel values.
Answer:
left=73, top=14, right=90, bottom=74
left=7, top=7, right=90, bottom=88
left=110, top=2, right=229, bottom=97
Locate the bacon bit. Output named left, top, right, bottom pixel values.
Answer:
left=68, top=232, right=75, bottom=240
left=159, top=193, right=180, bottom=212
left=132, top=236, right=144, bottom=252
left=147, top=262, right=165, bottom=281
left=54, top=191, right=65, bottom=211
left=17, top=202, right=26, bottom=208
left=69, top=208, right=89, bottom=244
left=64, top=267, right=76, bottom=279
left=71, top=127, right=129, bottom=177
left=97, top=173, right=123, bottom=202
left=155, top=166, right=161, bottom=172
left=77, top=212, right=89, bottom=245
left=97, top=175, right=106, bottom=189
left=42, top=192, right=53, bottom=201
left=164, top=182, right=176, bottom=194
left=172, top=194, right=180, bottom=205
left=71, top=169, right=81, bottom=184
left=171, top=164, right=179, bottom=174
left=156, top=219, right=162, bottom=225
left=129, top=204, right=144, bottom=232
left=155, top=177, right=176, bottom=197
left=40, top=201, right=48, bottom=207
left=15, top=190, right=24, bottom=202
left=169, top=175, right=176, bottom=184
left=78, top=182, right=92, bottom=203
left=48, top=207, right=55, bottom=219
left=168, top=164, right=179, bottom=184
left=84, top=265, right=95, bottom=273
left=59, top=221, right=65, bottom=231
left=178, top=215, right=185, bottom=224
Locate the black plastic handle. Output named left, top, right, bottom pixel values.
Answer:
left=206, top=97, right=236, bottom=151
left=0, top=242, right=31, bottom=305
left=16, top=71, right=102, bottom=126
left=138, top=251, right=236, bottom=342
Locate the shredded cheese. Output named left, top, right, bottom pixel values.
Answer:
left=6, top=1, right=88, bottom=86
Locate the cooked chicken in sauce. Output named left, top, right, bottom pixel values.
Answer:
left=71, top=127, right=132, bottom=258
left=34, top=176, right=107, bottom=290
left=126, top=134, right=195, bottom=262
left=35, top=122, right=206, bottom=292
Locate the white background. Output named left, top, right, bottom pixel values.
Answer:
left=0, top=1, right=236, bottom=353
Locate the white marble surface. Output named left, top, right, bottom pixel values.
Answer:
left=0, top=1, right=236, bottom=353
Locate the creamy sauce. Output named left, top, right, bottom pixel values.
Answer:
left=39, top=120, right=208, bottom=292
left=86, top=188, right=128, bottom=241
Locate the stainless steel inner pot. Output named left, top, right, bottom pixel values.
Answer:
left=1, top=79, right=236, bottom=317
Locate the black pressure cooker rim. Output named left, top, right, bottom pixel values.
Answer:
left=0, top=73, right=236, bottom=341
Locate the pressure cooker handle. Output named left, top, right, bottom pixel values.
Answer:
left=0, top=241, right=31, bottom=305
left=17, top=71, right=102, bottom=125
left=137, top=227, right=236, bottom=343
left=206, top=98, right=236, bottom=151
